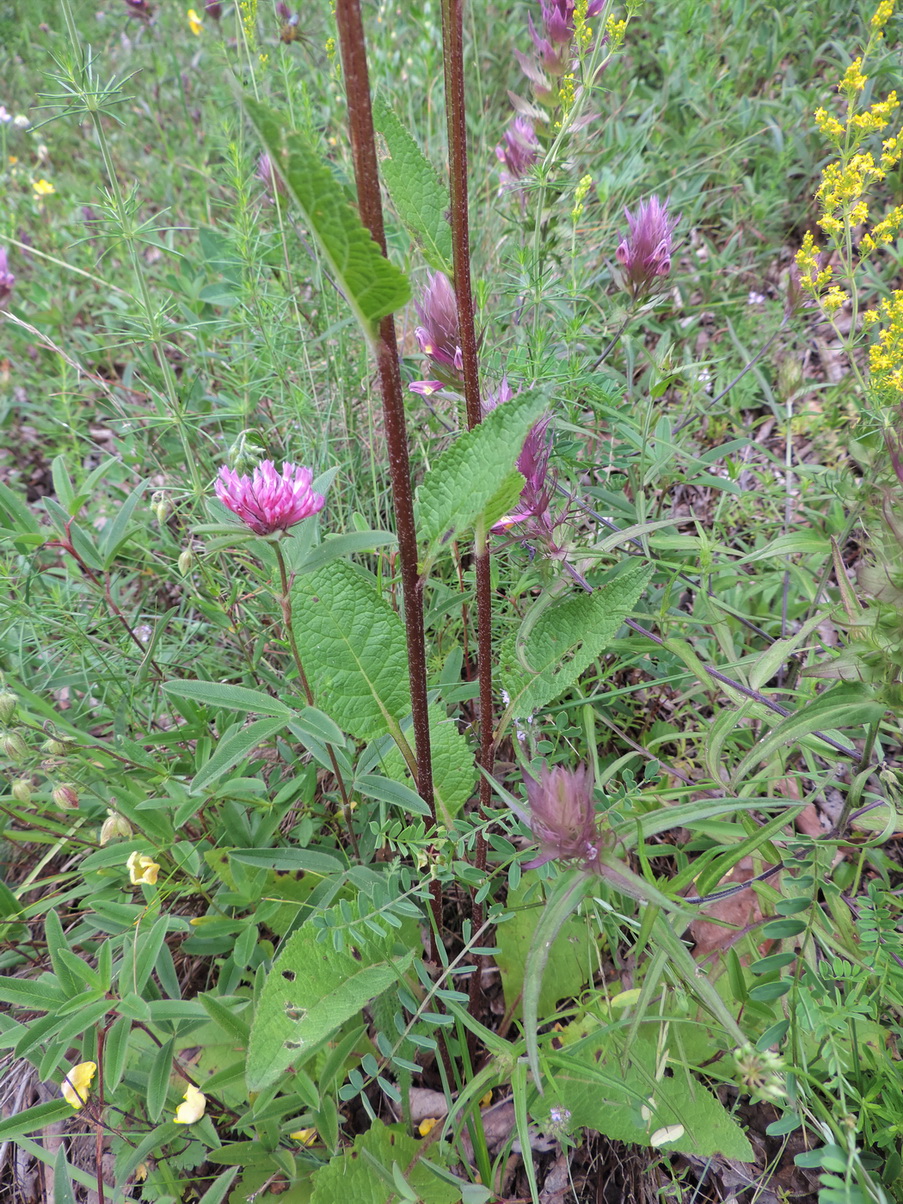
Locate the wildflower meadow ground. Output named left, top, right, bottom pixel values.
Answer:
left=1, top=0, right=903, bottom=1202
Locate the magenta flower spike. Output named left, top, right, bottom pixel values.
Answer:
left=215, top=460, right=324, bottom=535
left=495, top=117, right=540, bottom=188
left=615, top=195, right=681, bottom=299
left=414, top=272, right=463, bottom=373
left=0, top=247, right=16, bottom=306
left=512, top=763, right=601, bottom=870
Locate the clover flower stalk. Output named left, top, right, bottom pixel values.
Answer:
left=410, top=272, right=464, bottom=395
left=212, top=459, right=359, bottom=859
left=615, top=195, right=680, bottom=299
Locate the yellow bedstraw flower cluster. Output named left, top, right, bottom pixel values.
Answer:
left=796, top=0, right=901, bottom=335
left=868, top=292, right=903, bottom=398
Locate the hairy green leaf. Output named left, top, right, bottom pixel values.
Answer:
left=374, top=703, right=476, bottom=824
left=244, top=98, right=410, bottom=337
left=415, top=388, right=548, bottom=551
left=500, top=562, right=652, bottom=719
left=292, top=561, right=411, bottom=740
left=246, top=927, right=415, bottom=1090
left=372, top=95, right=453, bottom=274
left=310, top=1119, right=460, bottom=1204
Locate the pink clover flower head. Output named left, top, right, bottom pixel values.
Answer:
left=414, top=272, right=462, bottom=373
left=0, top=247, right=14, bottom=306
left=215, top=460, right=324, bottom=535
left=615, top=195, right=680, bottom=299
left=514, top=763, right=601, bottom=870
left=495, top=117, right=540, bottom=188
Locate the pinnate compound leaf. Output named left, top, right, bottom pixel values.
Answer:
left=189, top=716, right=290, bottom=795
left=244, top=98, right=410, bottom=336
left=415, top=388, right=548, bottom=550
left=292, top=561, right=411, bottom=740
left=372, top=95, right=453, bottom=274
left=310, top=1119, right=461, bottom=1204
left=246, top=928, right=415, bottom=1091
left=500, top=561, right=652, bottom=720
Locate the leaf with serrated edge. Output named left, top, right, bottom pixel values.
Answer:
left=372, top=95, right=453, bottom=274
left=310, top=1119, right=460, bottom=1204
left=374, top=703, right=476, bottom=825
left=292, top=561, right=411, bottom=740
left=416, top=388, right=547, bottom=549
left=500, top=562, right=652, bottom=720
left=246, top=927, right=415, bottom=1090
left=244, top=98, right=410, bottom=337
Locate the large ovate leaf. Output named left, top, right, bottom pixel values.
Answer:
left=244, top=98, right=410, bottom=337
left=538, top=1029, right=753, bottom=1162
left=292, top=561, right=411, bottom=740
left=415, top=388, right=548, bottom=551
left=246, top=927, right=415, bottom=1090
left=374, top=703, right=476, bottom=824
left=499, top=561, right=652, bottom=719
left=495, top=881, right=595, bottom=1019
left=310, top=1120, right=461, bottom=1204
left=372, top=95, right=453, bottom=274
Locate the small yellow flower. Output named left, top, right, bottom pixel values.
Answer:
left=174, top=1083, right=206, bottom=1124
left=61, top=1061, right=96, bottom=1110
left=127, top=851, right=160, bottom=885
left=187, top=8, right=203, bottom=34
left=418, top=1117, right=440, bottom=1137
left=290, top=1128, right=318, bottom=1145
left=32, top=178, right=54, bottom=196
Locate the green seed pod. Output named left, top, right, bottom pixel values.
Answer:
left=11, top=778, right=32, bottom=803
left=178, top=547, right=194, bottom=575
left=2, top=732, right=28, bottom=762
left=42, top=738, right=70, bottom=757
left=0, top=692, right=17, bottom=725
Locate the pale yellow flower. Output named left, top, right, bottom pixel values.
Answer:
left=174, top=1083, right=206, bottom=1124
left=290, top=1128, right=318, bottom=1145
left=418, top=1117, right=439, bottom=1137
left=127, top=851, right=160, bottom=885
left=32, top=178, right=54, bottom=196
left=187, top=8, right=203, bottom=34
left=61, top=1061, right=96, bottom=1110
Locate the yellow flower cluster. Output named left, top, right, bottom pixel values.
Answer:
left=573, top=0, right=592, bottom=52
left=840, top=57, right=868, bottom=95
left=239, top=0, right=257, bottom=49
left=557, top=72, right=576, bottom=123
left=870, top=292, right=903, bottom=396
left=871, top=0, right=894, bottom=32
left=572, top=173, right=593, bottom=221
left=606, top=15, right=627, bottom=45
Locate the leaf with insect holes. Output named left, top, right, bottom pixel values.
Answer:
left=244, top=97, right=410, bottom=338
left=291, top=561, right=411, bottom=740
left=372, top=94, right=453, bottom=274
left=499, top=561, right=652, bottom=720
left=415, top=387, right=548, bottom=551
left=246, top=927, right=416, bottom=1090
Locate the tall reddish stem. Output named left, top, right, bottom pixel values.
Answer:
left=333, top=0, right=442, bottom=954
left=441, top=0, right=492, bottom=996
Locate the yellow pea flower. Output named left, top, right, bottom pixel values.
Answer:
left=290, top=1128, right=318, bottom=1145
left=32, top=178, right=54, bottom=196
left=174, top=1083, right=207, bottom=1124
left=187, top=8, right=203, bottom=33
left=61, top=1061, right=96, bottom=1110
left=127, top=851, right=160, bottom=885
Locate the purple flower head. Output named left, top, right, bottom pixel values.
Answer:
left=408, top=380, right=446, bottom=396
left=275, top=0, right=291, bottom=18
left=495, top=117, right=540, bottom=189
left=528, top=15, right=569, bottom=73
left=414, top=272, right=463, bottom=374
left=0, top=247, right=15, bottom=306
left=215, top=460, right=324, bottom=535
left=123, top=0, right=153, bottom=17
left=205, top=0, right=222, bottom=18
left=482, top=375, right=517, bottom=414
left=615, top=195, right=680, bottom=299
left=511, top=763, right=601, bottom=870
